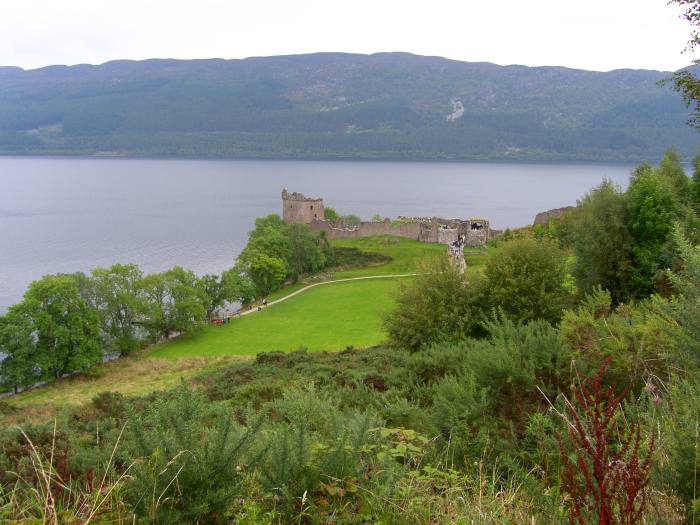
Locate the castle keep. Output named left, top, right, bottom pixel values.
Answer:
left=281, top=189, right=494, bottom=247
left=282, top=189, right=325, bottom=223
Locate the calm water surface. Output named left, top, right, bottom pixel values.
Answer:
left=0, top=157, right=635, bottom=311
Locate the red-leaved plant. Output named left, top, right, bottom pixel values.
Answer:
left=555, top=358, right=654, bottom=525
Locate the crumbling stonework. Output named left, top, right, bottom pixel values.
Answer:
left=282, top=189, right=325, bottom=224
left=533, top=206, right=575, bottom=226
left=283, top=190, right=494, bottom=247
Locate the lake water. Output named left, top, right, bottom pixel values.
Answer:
left=0, top=157, right=636, bottom=312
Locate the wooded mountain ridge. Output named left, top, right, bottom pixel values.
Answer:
left=0, top=52, right=697, bottom=161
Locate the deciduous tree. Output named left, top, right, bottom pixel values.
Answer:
left=91, top=263, right=146, bottom=354
left=0, top=311, right=37, bottom=393
left=141, top=267, right=207, bottom=340
left=570, top=179, right=634, bottom=304
left=18, top=274, right=102, bottom=378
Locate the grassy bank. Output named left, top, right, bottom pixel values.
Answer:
left=2, top=236, right=478, bottom=419
left=149, top=277, right=406, bottom=358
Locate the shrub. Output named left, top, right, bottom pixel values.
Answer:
left=484, top=236, right=570, bottom=324
left=123, top=386, right=261, bottom=524
left=384, top=258, right=484, bottom=352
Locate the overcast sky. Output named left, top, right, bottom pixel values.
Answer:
left=0, top=0, right=696, bottom=72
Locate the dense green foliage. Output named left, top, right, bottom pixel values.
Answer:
left=564, top=149, right=700, bottom=303
left=483, top=236, right=570, bottom=323
left=385, top=236, right=570, bottom=351
left=235, top=214, right=331, bottom=295
left=0, top=53, right=697, bottom=161
left=3, top=269, right=698, bottom=524
left=384, top=259, right=484, bottom=352
left=0, top=218, right=332, bottom=393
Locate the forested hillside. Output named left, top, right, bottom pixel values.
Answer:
left=0, top=52, right=697, bottom=161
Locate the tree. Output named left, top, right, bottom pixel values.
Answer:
left=625, top=168, right=680, bottom=297
left=669, top=0, right=700, bottom=127
left=657, top=148, right=691, bottom=201
left=340, top=214, right=361, bottom=228
left=197, top=274, right=226, bottom=321
left=691, top=154, right=700, bottom=213
left=91, top=263, right=146, bottom=355
left=484, top=236, right=570, bottom=324
left=237, top=214, right=331, bottom=291
left=236, top=249, right=288, bottom=297
left=18, top=274, right=102, bottom=379
left=570, top=179, right=634, bottom=304
left=141, top=267, right=207, bottom=340
left=198, top=269, right=257, bottom=320
left=222, top=268, right=257, bottom=305
left=244, top=214, right=292, bottom=263
left=0, top=311, right=38, bottom=393
left=384, top=259, right=484, bottom=352
left=371, top=214, right=383, bottom=222
left=324, top=207, right=340, bottom=221
left=286, top=222, right=326, bottom=280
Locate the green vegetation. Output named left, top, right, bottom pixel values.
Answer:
left=0, top=217, right=336, bottom=393
left=483, top=236, right=571, bottom=324
left=5, top=149, right=700, bottom=522
left=236, top=214, right=330, bottom=294
left=329, top=236, right=444, bottom=278
left=323, top=206, right=340, bottom=221
left=0, top=53, right=697, bottom=161
left=148, top=236, right=446, bottom=359
left=564, top=149, right=700, bottom=303
left=384, top=259, right=484, bottom=351
left=149, top=278, right=403, bottom=358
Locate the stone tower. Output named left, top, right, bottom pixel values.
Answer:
left=281, top=188, right=325, bottom=224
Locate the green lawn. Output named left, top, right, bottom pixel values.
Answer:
left=328, top=236, right=445, bottom=278
left=149, top=277, right=407, bottom=359
left=256, top=236, right=444, bottom=304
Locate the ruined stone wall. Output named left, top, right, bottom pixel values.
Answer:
left=308, top=218, right=423, bottom=240
left=462, top=219, right=491, bottom=247
left=437, top=227, right=459, bottom=245
left=283, top=189, right=494, bottom=246
left=308, top=217, right=493, bottom=246
left=533, top=206, right=575, bottom=226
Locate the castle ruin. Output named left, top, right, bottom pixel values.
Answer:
left=282, top=189, right=325, bottom=223
left=281, top=189, right=494, bottom=247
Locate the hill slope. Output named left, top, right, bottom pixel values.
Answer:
left=0, top=52, right=697, bottom=161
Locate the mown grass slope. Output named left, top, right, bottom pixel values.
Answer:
left=149, top=277, right=405, bottom=358
left=2, top=236, right=483, bottom=420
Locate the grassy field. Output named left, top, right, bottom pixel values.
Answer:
left=1, top=236, right=478, bottom=420
left=149, top=277, right=406, bottom=358
left=329, top=236, right=445, bottom=278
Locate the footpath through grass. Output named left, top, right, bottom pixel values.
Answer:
left=1, top=236, right=471, bottom=420
left=151, top=237, right=443, bottom=358
left=149, top=277, right=406, bottom=358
